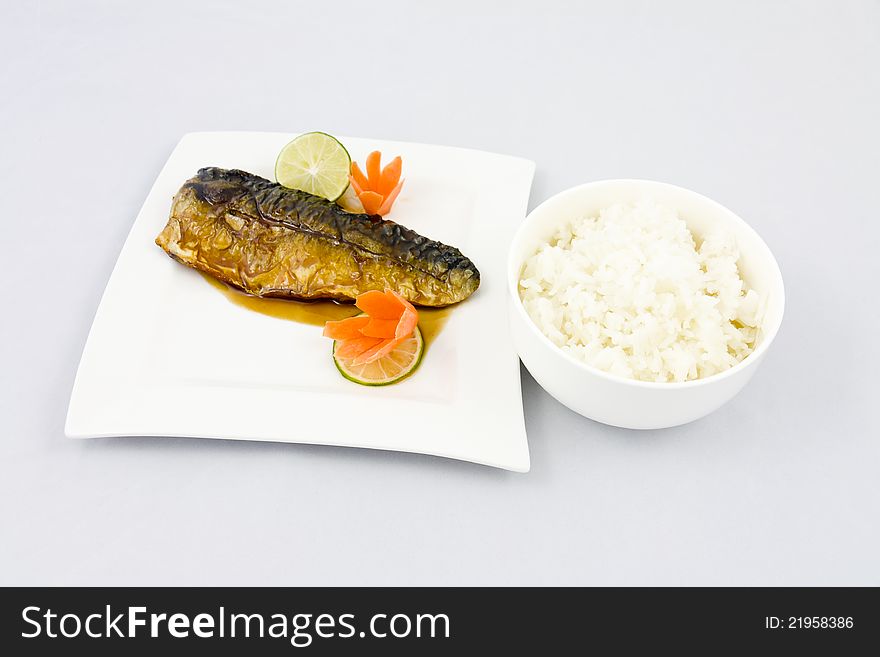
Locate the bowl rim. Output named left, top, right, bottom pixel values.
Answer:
left=507, top=178, right=786, bottom=390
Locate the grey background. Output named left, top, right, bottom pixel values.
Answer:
left=1, top=0, right=877, bottom=585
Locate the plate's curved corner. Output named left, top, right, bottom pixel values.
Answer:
left=512, top=454, right=532, bottom=474
left=502, top=441, right=531, bottom=474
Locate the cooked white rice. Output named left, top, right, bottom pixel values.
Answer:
left=518, top=201, right=762, bottom=382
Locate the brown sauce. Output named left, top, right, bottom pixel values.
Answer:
left=201, top=273, right=451, bottom=346
left=414, top=307, right=451, bottom=346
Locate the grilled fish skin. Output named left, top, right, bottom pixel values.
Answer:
left=155, top=167, right=480, bottom=306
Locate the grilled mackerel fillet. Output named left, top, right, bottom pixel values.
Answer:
left=155, top=167, right=480, bottom=306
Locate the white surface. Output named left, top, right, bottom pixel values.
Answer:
left=1, top=0, right=878, bottom=585
left=508, top=179, right=785, bottom=429
left=66, top=131, right=533, bottom=472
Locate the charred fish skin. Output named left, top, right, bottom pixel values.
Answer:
left=155, top=167, right=480, bottom=307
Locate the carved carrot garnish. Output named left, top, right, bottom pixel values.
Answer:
left=323, top=289, right=419, bottom=365
left=349, top=151, right=405, bottom=216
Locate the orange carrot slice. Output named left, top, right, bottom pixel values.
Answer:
left=365, top=151, right=382, bottom=190
left=359, top=191, right=383, bottom=215
left=377, top=179, right=404, bottom=216
left=348, top=174, right=364, bottom=196
left=356, top=290, right=404, bottom=319
left=387, top=289, right=417, bottom=315
left=395, top=308, right=419, bottom=339
left=350, top=162, right=369, bottom=190
left=380, top=156, right=402, bottom=196
left=323, top=315, right=370, bottom=340
left=361, top=318, right=399, bottom=339
left=352, top=336, right=405, bottom=365
left=335, top=336, right=384, bottom=360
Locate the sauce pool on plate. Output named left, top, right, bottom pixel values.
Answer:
left=201, top=273, right=450, bottom=347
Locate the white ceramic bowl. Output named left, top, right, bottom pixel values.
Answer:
left=508, top=180, right=785, bottom=429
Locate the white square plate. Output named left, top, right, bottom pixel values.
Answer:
left=66, top=132, right=534, bottom=472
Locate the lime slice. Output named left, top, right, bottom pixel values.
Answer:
left=333, top=327, right=424, bottom=386
left=275, top=132, right=351, bottom=201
